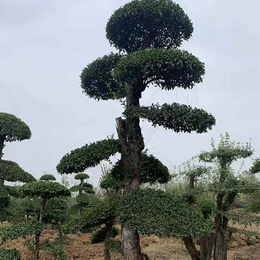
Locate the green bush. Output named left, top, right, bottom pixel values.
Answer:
left=0, top=248, right=20, bottom=260
left=105, top=239, right=123, bottom=254
left=41, top=237, right=68, bottom=260
left=91, top=226, right=119, bottom=244
left=247, top=191, right=260, bottom=213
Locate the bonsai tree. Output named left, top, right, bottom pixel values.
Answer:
left=57, top=0, right=215, bottom=259
left=70, top=173, right=95, bottom=214
left=175, top=134, right=260, bottom=260
left=0, top=113, right=35, bottom=221
left=20, top=180, right=70, bottom=260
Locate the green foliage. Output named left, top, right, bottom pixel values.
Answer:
left=40, top=174, right=56, bottom=181
left=106, top=0, right=193, bottom=52
left=67, top=197, right=119, bottom=233
left=0, top=113, right=31, bottom=142
left=0, top=160, right=35, bottom=183
left=195, top=193, right=216, bottom=219
left=91, top=226, right=119, bottom=244
left=246, top=191, right=260, bottom=213
left=57, top=138, right=120, bottom=174
left=0, top=248, right=20, bottom=260
left=42, top=198, right=69, bottom=225
left=20, top=181, right=71, bottom=199
left=105, top=239, right=123, bottom=254
left=75, top=173, right=89, bottom=180
left=199, top=133, right=253, bottom=167
left=128, top=103, right=215, bottom=134
left=76, top=193, right=89, bottom=205
left=0, top=221, right=41, bottom=242
left=101, top=153, right=170, bottom=190
left=81, top=53, right=125, bottom=101
left=119, top=188, right=211, bottom=237
left=41, top=237, right=68, bottom=260
left=251, top=158, right=260, bottom=174
left=115, top=49, right=205, bottom=90
left=21, top=197, right=41, bottom=218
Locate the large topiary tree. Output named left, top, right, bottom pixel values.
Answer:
left=57, top=1, right=215, bottom=259
left=0, top=113, right=35, bottom=221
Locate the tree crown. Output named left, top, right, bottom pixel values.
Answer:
left=0, top=113, right=31, bottom=142
left=106, top=0, right=193, bottom=53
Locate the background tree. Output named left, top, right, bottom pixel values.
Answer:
left=57, top=0, right=215, bottom=259
left=174, top=134, right=260, bottom=260
left=0, top=113, right=35, bottom=221
left=20, top=180, right=70, bottom=260
left=69, top=173, right=95, bottom=214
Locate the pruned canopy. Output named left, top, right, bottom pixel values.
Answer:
left=40, top=174, right=56, bottom=181
left=100, top=153, right=171, bottom=190
left=81, top=53, right=124, bottom=101
left=0, top=113, right=31, bottom=142
left=57, top=138, right=120, bottom=174
left=115, top=49, right=205, bottom=90
left=106, top=0, right=193, bottom=53
left=20, top=181, right=71, bottom=199
left=127, top=103, right=216, bottom=133
left=0, top=160, right=35, bottom=183
left=75, top=173, right=89, bottom=180
left=118, top=188, right=210, bottom=237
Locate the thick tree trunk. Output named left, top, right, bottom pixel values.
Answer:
left=183, top=237, right=201, bottom=260
left=199, top=234, right=215, bottom=260
left=116, top=83, right=145, bottom=260
left=121, top=226, right=143, bottom=260
left=104, top=219, right=114, bottom=260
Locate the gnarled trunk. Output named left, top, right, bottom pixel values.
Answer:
left=116, top=83, right=145, bottom=260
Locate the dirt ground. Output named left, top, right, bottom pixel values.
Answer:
left=0, top=228, right=259, bottom=260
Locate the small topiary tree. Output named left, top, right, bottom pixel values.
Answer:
left=57, top=1, right=216, bottom=258
left=0, top=113, right=35, bottom=221
left=39, top=174, right=56, bottom=181
left=69, top=173, right=95, bottom=214
left=20, top=180, right=70, bottom=260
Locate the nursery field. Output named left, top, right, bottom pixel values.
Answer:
left=1, top=225, right=259, bottom=260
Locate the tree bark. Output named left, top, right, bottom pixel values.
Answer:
left=116, top=82, right=145, bottom=260
left=183, top=237, right=201, bottom=260
left=104, top=219, right=114, bottom=260
left=79, top=178, right=84, bottom=214
left=35, top=232, right=40, bottom=260
left=0, top=135, right=5, bottom=160
left=121, top=226, right=143, bottom=260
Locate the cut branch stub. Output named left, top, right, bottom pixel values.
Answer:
left=81, top=53, right=125, bottom=101
left=57, top=138, right=120, bottom=174
left=114, top=49, right=205, bottom=91
left=106, top=0, right=193, bottom=53
left=126, top=103, right=215, bottom=134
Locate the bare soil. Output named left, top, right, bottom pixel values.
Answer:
left=0, top=228, right=259, bottom=260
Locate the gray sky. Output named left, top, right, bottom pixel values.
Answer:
left=1, top=0, right=260, bottom=187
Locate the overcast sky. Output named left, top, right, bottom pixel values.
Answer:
left=1, top=0, right=259, bottom=187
